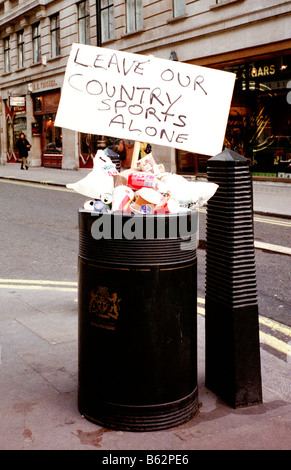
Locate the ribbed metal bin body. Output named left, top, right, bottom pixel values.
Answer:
left=78, top=210, right=198, bottom=431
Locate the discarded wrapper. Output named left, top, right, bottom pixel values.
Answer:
left=136, top=153, right=161, bottom=176
left=127, top=172, right=157, bottom=190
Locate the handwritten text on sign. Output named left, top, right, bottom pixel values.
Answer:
left=55, top=44, right=236, bottom=156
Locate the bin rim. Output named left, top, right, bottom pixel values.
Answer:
left=79, top=208, right=199, bottom=218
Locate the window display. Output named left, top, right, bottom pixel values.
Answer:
left=224, top=54, right=291, bottom=178
left=176, top=53, right=291, bottom=178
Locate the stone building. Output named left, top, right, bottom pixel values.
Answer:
left=0, top=0, right=291, bottom=178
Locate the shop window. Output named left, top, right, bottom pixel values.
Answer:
left=4, top=37, right=10, bottom=73
left=13, top=114, right=27, bottom=144
left=43, top=114, right=62, bottom=155
left=173, top=0, right=186, bottom=18
left=175, top=150, right=208, bottom=175
left=32, top=22, right=41, bottom=63
left=80, top=133, right=99, bottom=156
left=78, top=0, right=90, bottom=45
left=6, top=116, right=13, bottom=155
left=126, top=0, right=143, bottom=33
left=176, top=54, right=291, bottom=177
left=50, top=14, right=60, bottom=58
left=224, top=55, right=291, bottom=176
left=17, top=30, right=24, bottom=69
left=34, top=96, right=42, bottom=113
left=79, top=134, right=116, bottom=167
left=101, top=0, right=114, bottom=42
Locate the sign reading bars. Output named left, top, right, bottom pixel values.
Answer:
left=55, top=43, right=236, bottom=156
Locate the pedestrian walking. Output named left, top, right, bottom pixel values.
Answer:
left=16, top=132, right=31, bottom=170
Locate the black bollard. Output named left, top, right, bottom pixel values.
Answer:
left=205, top=149, right=262, bottom=408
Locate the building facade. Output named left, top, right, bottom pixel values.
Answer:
left=0, top=0, right=291, bottom=178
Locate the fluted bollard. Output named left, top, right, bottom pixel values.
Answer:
left=205, top=149, right=262, bottom=408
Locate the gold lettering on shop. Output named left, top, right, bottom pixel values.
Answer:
left=242, top=65, right=276, bottom=79
left=249, top=107, right=271, bottom=144
left=32, top=80, right=57, bottom=92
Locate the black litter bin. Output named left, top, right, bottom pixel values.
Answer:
left=78, top=209, right=198, bottom=431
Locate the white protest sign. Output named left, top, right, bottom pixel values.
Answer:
left=55, top=43, right=236, bottom=156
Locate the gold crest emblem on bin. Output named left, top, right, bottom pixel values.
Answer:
left=89, top=286, right=121, bottom=329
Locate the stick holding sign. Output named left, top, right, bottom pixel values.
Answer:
left=55, top=43, right=235, bottom=157
left=131, top=141, right=141, bottom=169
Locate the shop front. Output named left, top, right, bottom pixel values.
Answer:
left=176, top=52, right=291, bottom=179
left=32, top=89, right=63, bottom=168
left=5, top=96, right=27, bottom=163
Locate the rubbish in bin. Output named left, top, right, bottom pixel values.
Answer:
left=94, top=200, right=106, bottom=212
left=127, top=172, right=157, bottom=190
left=158, top=173, right=218, bottom=209
left=70, top=143, right=219, bottom=214
left=112, top=186, right=134, bottom=213
left=101, top=193, right=113, bottom=206
left=83, top=199, right=95, bottom=211
left=136, top=153, right=161, bottom=175
left=132, top=187, right=162, bottom=214
left=155, top=195, right=180, bottom=214
left=67, top=150, right=118, bottom=199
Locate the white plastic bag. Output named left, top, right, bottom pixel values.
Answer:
left=158, top=173, right=218, bottom=208
left=67, top=150, right=117, bottom=199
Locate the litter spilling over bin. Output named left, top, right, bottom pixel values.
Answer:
left=71, top=147, right=218, bottom=431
